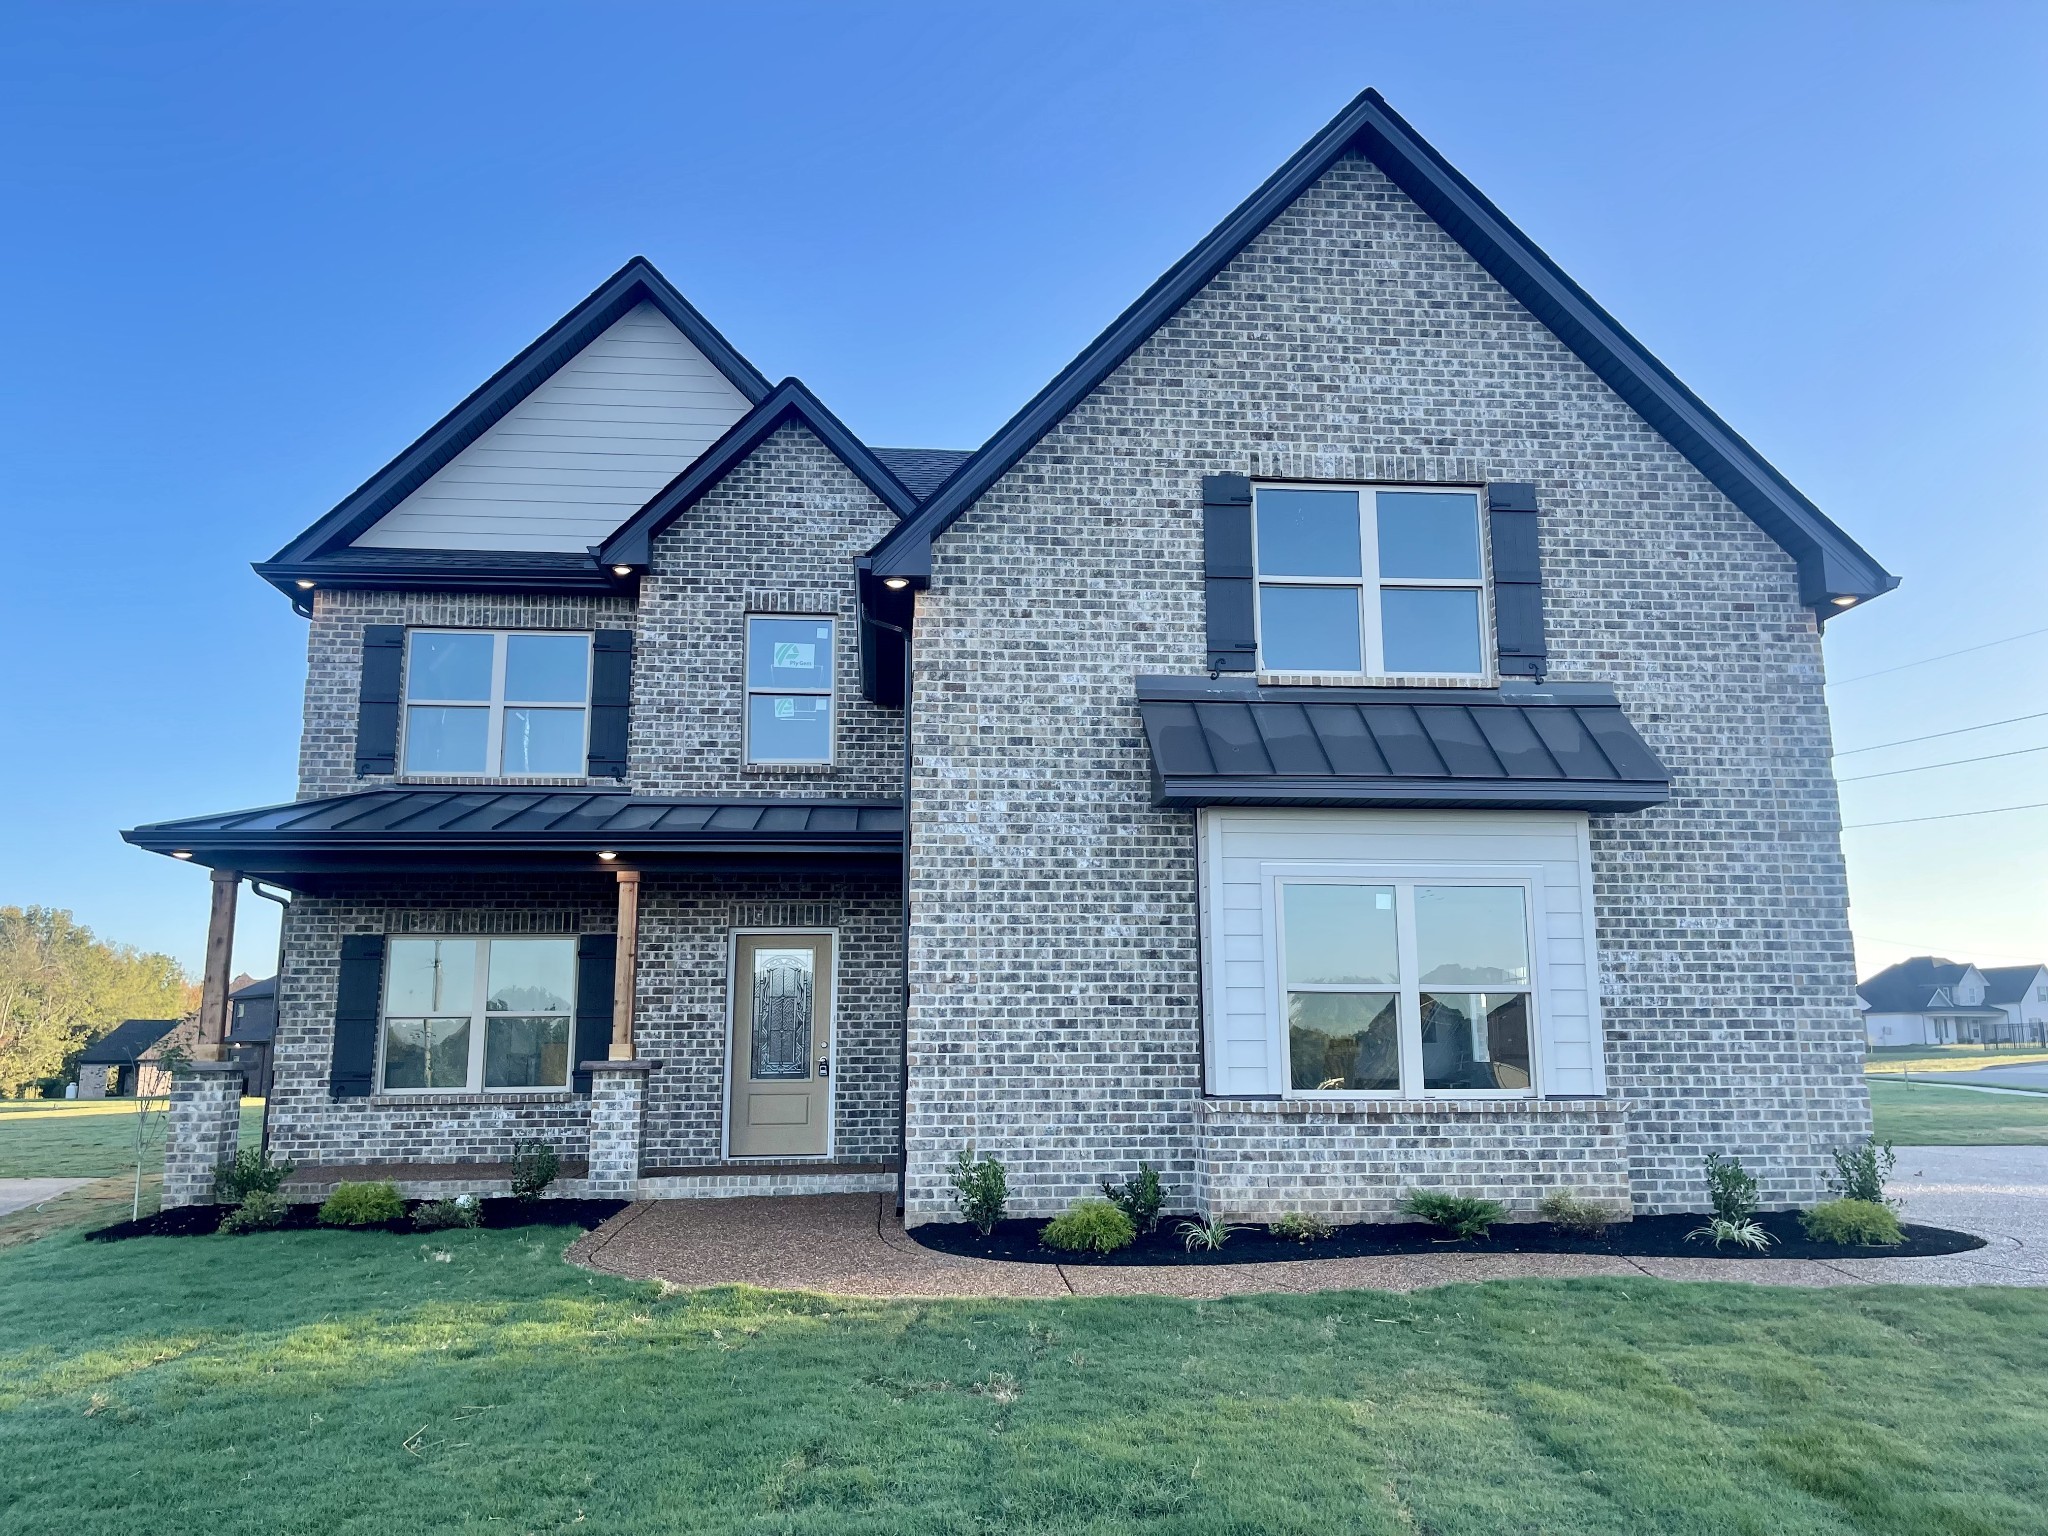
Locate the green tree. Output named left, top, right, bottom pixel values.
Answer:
left=0, top=907, right=194, bottom=1095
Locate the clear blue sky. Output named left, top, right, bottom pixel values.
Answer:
left=2, top=2, right=2043, bottom=981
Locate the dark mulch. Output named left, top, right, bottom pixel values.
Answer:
left=85, top=1197, right=628, bottom=1242
left=911, top=1210, right=1986, bottom=1267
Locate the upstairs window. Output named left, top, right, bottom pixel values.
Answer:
left=1253, top=485, right=1486, bottom=677
left=401, top=631, right=591, bottom=776
left=745, top=616, right=835, bottom=764
left=379, top=936, right=576, bottom=1093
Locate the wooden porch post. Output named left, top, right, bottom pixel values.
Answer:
left=194, top=868, right=240, bottom=1063
left=610, top=869, right=641, bottom=1060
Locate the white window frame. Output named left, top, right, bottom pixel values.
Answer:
left=376, top=935, right=579, bottom=1096
left=1251, top=481, right=1491, bottom=680
left=1269, top=867, right=1542, bottom=1100
left=399, top=629, right=593, bottom=778
left=743, top=614, right=836, bottom=766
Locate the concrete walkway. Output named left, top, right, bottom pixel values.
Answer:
left=0, top=1178, right=92, bottom=1218
left=568, top=1145, right=2048, bottom=1298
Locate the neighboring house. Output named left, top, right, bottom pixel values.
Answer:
left=76, top=1017, right=202, bottom=1099
left=1860, top=958, right=2048, bottom=1047
left=227, top=975, right=279, bottom=1097
left=124, top=90, right=1895, bottom=1219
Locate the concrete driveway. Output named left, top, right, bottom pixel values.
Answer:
left=1907, top=1062, right=2048, bottom=1093
left=569, top=1145, right=2048, bottom=1297
left=0, top=1178, right=92, bottom=1218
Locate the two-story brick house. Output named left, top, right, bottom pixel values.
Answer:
left=129, top=90, right=1894, bottom=1222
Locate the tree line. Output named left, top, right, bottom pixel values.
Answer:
left=0, top=906, right=195, bottom=1096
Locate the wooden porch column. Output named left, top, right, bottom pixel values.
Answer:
left=194, top=868, right=240, bottom=1063
left=610, top=869, right=641, bottom=1060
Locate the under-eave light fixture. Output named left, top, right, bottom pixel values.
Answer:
left=1831, top=595, right=1858, bottom=607
left=611, top=565, right=633, bottom=577
left=597, top=850, right=618, bottom=861
left=171, top=850, right=193, bottom=859
left=295, top=580, right=316, bottom=590
left=882, top=577, right=910, bottom=590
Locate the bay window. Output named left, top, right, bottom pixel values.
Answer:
left=1280, top=878, right=1535, bottom=1096
left=1253, top=484, right=1487, bottom=676
left=379, top=936, right=576, bottom=1093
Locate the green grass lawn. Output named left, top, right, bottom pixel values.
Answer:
left=1, top=1225, right=2045, bottom=1533
left=1867, top=1045, right=2048, bottom=1076
left=1869, top=1078, right=2048, bottom=1146
left=0, top=1098, right=264, bottom=1179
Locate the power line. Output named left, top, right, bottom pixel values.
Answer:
left=1828, top=624, right=2048, bottom=687
left=1843, top=800, right=2048, bottom=830
left=1833, top=710, right=2048, bottom=758
left=1836, top=743, right=2048, bottom=784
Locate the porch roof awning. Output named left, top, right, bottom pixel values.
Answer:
left=1135, top=676, right=1671, bottom=812
left=123, top=790, right=904, bottom=891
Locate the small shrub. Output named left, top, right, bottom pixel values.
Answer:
left=1827, top=1141, right=1899, bottom=1209
left=1041, top=1199, right=1136, bottom=1254
left=510, top=1140, right=559, bottom=1201
left=1539, top=1189, right=1619, bottom=1238
left=1100, top=1163, right=1166, bottom=1234
left=1271, top=1211, right=1336, bottom=1244
left=1801, top=1198, right=1905, bottom=1247
left=1400, top=1191, right=1506, bottom=1241
left=1703, top=1152, right=1760, bottom=1223
left=318, top=1181, right=406, bottom=1227
left=414, top=1194, right=483, bottom=1232
left=949, top=1144, right=1009, bottom=1235
left=218, top=1190, right=288, bottom=1234
left=214, top=1147, right=296, bottom=1205
left=1178, top=1216, right=1243, bottom=1252
left=1686, top=1215, right=1776, bottom=1251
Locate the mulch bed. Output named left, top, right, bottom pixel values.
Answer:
left=85, top=1197, right=627, bottom=1242
left=911, top=1211, right=1986, bottom=1267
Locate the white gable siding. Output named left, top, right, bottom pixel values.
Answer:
left=1198, top=808, right=1604, bottom=1098
left=353, top=303, right=752, bottom=552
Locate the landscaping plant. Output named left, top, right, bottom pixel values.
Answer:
left=1827, top=1139, right=1900, bottom=1209
left=1041, top=1199, right=1136, bottom=1253
left=1538, top=1188, right=1620, bottom=1238
left=1271, top=1211, right=1335, bottom=1243
left=1686, top=1215, right=1776, bottom=1251
left=413, top=1194, right=483, bottom=1232
left=1100, top=1162, right=1165, bottom=1234
left=1399, top=1191, right=1506, bottom=1240
left=214, top=1147, right=296, bottom=1205
left=1177, top=1215, right=1242, bottom=1252
left=218, top=1190, right=288, bottom=1234
left=317, top=1181, right=406, bottom=1227
left=509, top=1139, right=560, bottom=1201
left=948, top=1144, right=1008, bottom=1235
left=1800, top=1198, right=1905, bottom=1247
left=1702, top=1151, right=1760, bottom=1223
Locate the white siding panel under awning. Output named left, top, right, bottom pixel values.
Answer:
left=1198, top=808, right=1606, bottom=1098
left=352, top=302, right=753, bottom=552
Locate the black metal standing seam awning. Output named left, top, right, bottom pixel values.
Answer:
left=121, top=791, right=905, bottom=892
left=1136, top=676, right=1671, bottom=811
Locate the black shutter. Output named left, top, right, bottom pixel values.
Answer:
left=355, top=626, right=405, bottom=776
left=571, top=933, right=618, bottom=1093
left=587, top=630, right=632, bottom=779
left=1487, top=483, right=1547, bottom=679
left=330, top=934, right=386, bottom=1098
left=1202, top=474, right=1257, bottom=673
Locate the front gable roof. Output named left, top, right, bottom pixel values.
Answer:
left=78, top=1018, right=182, bottom=1066
left=256, top=258, right=771, bottom=596
left=1981, top=964, right=2048, bottom=1004
left=598, top=379, right=922, bottom=567
left=867, top=89, right=1896, bottom=613
left=1857, top=957, right=1987, bottom=1013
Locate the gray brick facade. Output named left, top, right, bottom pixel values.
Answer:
left=901, top=152, right=1866, bottom=1222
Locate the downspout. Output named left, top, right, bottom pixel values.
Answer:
left=246, top=880, right=292, bottom=1151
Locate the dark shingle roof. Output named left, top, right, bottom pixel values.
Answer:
left=78, top=1019, right=182, bottom=1066
left=1136, top=677, right=1668, bottom=810
left=871, top=449, right=974, bottom=502
left=1858, top=957, right=1978, bottom=1013
left=1980, top=965, right=2048, bottom=1004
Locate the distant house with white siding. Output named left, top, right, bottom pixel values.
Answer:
left=1858, top=957, right=2046, bottom=1047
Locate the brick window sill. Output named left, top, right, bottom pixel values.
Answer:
left=1256, top=672, right=1498, bottom=690
left=368, top=1092, right=582, bottom=1108
left=1198, top=1096, right=1621, bottom=1120
left=392, top=775, right=610, bottom=790
left=741, top=763, right=839, bottom=779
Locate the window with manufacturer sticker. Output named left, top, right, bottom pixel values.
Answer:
left=745, top=616, right=834, bottom=763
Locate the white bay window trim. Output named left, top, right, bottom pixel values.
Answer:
left=400, top=629, right=593, bottom=778
left=377, top=935, right=578, bottom=1095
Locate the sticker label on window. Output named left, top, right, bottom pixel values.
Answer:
left=774, top=698, right=796, bottom=718
left=773, top=643, right=815, bottom=670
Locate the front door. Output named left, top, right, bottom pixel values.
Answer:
left=728, top=933, right=832, bottom=1158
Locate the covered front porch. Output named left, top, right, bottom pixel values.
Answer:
left=123, top=791, right=905, bottom=1208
